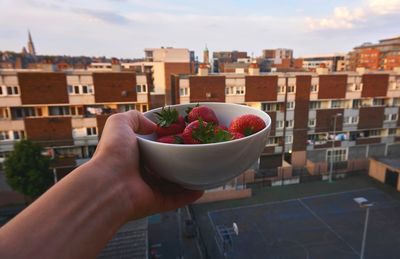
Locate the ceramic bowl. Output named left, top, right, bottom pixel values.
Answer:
left=137, top=102, right=271, bottom=190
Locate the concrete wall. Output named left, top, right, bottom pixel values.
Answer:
left=369, top=159, right=400, bottom=191
left=195, top=188, right=252, bottom=204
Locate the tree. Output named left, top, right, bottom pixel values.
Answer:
left=4, top=140, right=53, bottom=199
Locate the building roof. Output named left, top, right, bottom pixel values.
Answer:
left=373, top=157, right=400, bottom=170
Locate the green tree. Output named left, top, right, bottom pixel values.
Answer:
left=4, top=140, right=53, bottom=199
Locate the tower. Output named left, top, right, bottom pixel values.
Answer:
left=27, top=30, right=36, bottom=56
left=203, top=45, right=209, bottom=65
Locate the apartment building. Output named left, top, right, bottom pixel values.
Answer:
left=212, top=51, right=248, bottom=73
left=172, top=64, right=400, bottom=178
left=348, top=36, right=400, bottom=71
left=0, top=69, right=151, bottom=179
left=300, top=54, right=346, bottom=72
left=123, top=48, right=195, bottom=107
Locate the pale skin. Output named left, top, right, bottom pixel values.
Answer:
left=0, top=110, right=204, bottom=259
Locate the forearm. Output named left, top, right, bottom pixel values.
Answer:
left=0, top=160, right=131, bottom=259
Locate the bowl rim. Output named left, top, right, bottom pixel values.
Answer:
left=136, top=102, right=271, bottom=147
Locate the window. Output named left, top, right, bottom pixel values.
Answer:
left=353, top=99, right=362, bottom=109
left=142, top=85, right=147, bottom=92
left=13, top=131, right=25, bottom=140
left=308, top=119, right=316, bottom=127
left=86, top=127, right=97, bottom=136
left=394, top=98, right=400, bottom=106
left=373, top=98, right=385, bottom=106
left=82, top=85, right=88, bottom=94
left=388, top=128, right=397, bottom=135
left=277, top=85, right=285, bottom=94
left=262, top=103, right=276, bottom=112
left=0, top=108, right=10, bottom=119
left=5, top=86, right=19, bottom=95
left=287, top=102, right=295, bottom=110
left=369, top=130, right=381, bottom=137
left=385, top=114, right=398, bottom=121
left=67, top=85, right=73, bottom=94
left=0, top=131, right=10, bottom=141
left=236, top=86, right=245, bottom=95
left=74, top=85, right=80, bottom=94
left=287, top=85, right=295, bottom=93
left=331, top=100, right=343, bottom=108
left=49, top=106, right=70, bottom=116
left=87, top=85, right=94, bottom=93
left=286, top=120, right=294, bottom=128
left=309, top=101, right=321, bottom=110
left=0, top=86, right=3, bottom=95
left=276, top=120, right=284, bottom=129
left=327, top=148, right=347, bottom=162
left=285, top=135, right=293, bottom=144
left=142, top=105, right=148, bottom=112
left=136, top=85, right=142, bottom=93
left=180, top=88, right=189, bottom=96
left=267, top=137, right=279, bottom=146
left=351, top=116, right=359, bottom=124
left=310, top=85, right=318, bottom=92
left=354, top=84, right=362, bottom=91
left=307, top=133, right=328, bottom=145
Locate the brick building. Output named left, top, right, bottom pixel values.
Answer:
left=0, top=69, right=151, bottom=179
left=172, top=64, right=400, bottom=178
left=347, top=36, right=400, bottom=71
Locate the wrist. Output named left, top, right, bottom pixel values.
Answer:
left=84, top=158, right=135, bottom=223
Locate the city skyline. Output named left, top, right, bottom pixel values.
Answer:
left=1, top=0, right=399, bottom=59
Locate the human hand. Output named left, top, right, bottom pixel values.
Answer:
left=91, top=110, right=204, bottom=220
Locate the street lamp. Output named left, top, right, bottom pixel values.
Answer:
left=329, top=113, right=342, bottom=183
left=353, top=197, right=374, bottom=259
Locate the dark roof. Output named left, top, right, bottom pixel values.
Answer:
left=98, top=218, right=148, bottom=259
left=374, top=157, right=400, bottom=170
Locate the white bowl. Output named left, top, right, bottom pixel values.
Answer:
left=137, top=102, right=271, bottom=190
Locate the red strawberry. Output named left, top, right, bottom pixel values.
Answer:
left=155, top=107, right=186, bottom=137
left=188, top=106, right=219, bottom=125
left=229, top=114, right=266, bottom=136
left=183, top=119, right=231, bottom=144
left=156, top=134, right=183, bottom=144
left=230, top=132, right=244, bottom=140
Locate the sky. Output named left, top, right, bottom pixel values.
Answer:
left=0, top=0, right=399, bottom=60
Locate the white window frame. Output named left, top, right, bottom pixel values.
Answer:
left=286, top=120, right=294, bottom=128
left=373, top=98, right=385, bottom=106
left=277, top=85, right=285, bottom=94
left=308, top=118, right=316, bottom=127
left=180, top=87, right=189, bottom=97
left=287, top=101, right=295, bottom=110
left=388, top=128, right=397, bottom=135
left=309, top=101, right=321, bottom=110
left=331, top=100, right=343, bottom=108
left=3, top=86, right=20, bottom=96
left=384, top=114, right=398, bottom=121
left=276, top=120, right=284, bottom=129
left=285, top=135, right=293, bottom=144
left=310, top=84, right=318, bottom=93
left=86, top=127, right=98, bottom=136
left=0, top=131, right=10, bottom=141
left=287, top=85, right=296, bottom=93
left=327, top=148, right=348, bottom=162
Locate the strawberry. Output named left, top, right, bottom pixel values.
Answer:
left=230, top=132, right=244, bottom=140
left=229, top=114, right=266, bottom=136
left=155, top=107, right=186, bottom=137
left=183, top=119, right=232, bottom=144
left=156, top=134, right=183, bottom=144
left=187, top=106, right=219, bottom=125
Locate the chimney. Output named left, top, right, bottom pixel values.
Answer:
left=111, top=58, right=122, bottom=72
left=198, top=63, right=209, bottom=76
left=248, top=63, right=260, bottom=75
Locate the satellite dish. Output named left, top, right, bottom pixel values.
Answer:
left=233, top=222, right=239, bottom=236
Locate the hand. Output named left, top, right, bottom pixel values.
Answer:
left=91, top=110, right=204, bottom=220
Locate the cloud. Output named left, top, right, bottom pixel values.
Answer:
left=72, top=8, right=130, bottom=25
left=306, top=0, right=400, bottom=30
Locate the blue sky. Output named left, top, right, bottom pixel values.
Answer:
left=0, top=0, right=399, bottom=59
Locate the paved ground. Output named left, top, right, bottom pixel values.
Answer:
left=192, top=174, right=400, bottom=259
left=209, top=188, right=400, bottom=259
left=148, top=209, right=202, bottom=259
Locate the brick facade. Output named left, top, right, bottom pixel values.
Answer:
left=293, top=75, right=311, bottom=151
left=361, top=74, right=389, bottom=97
left=358, top=107, right=385, bottom=129
left=318, top=75, right=347, bottom=99
left=189, top=76, right=225, bottom=102
left=315, top=109, right=344, bottom=133
left=18, top=72, right=69, bottom=105
left=245, top=76, right=278, bottom=102
left=24, top=117, right=73, bottom=146
left=93, top=72, right=137, bottom=103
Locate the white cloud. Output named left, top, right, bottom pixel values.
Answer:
left=307, top=0, right=400, bottom=30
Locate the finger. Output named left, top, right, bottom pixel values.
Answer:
left=112, top=110, right=156, bottom=135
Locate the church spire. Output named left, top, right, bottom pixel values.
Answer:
left=27, top=29, right=36, bottom=56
